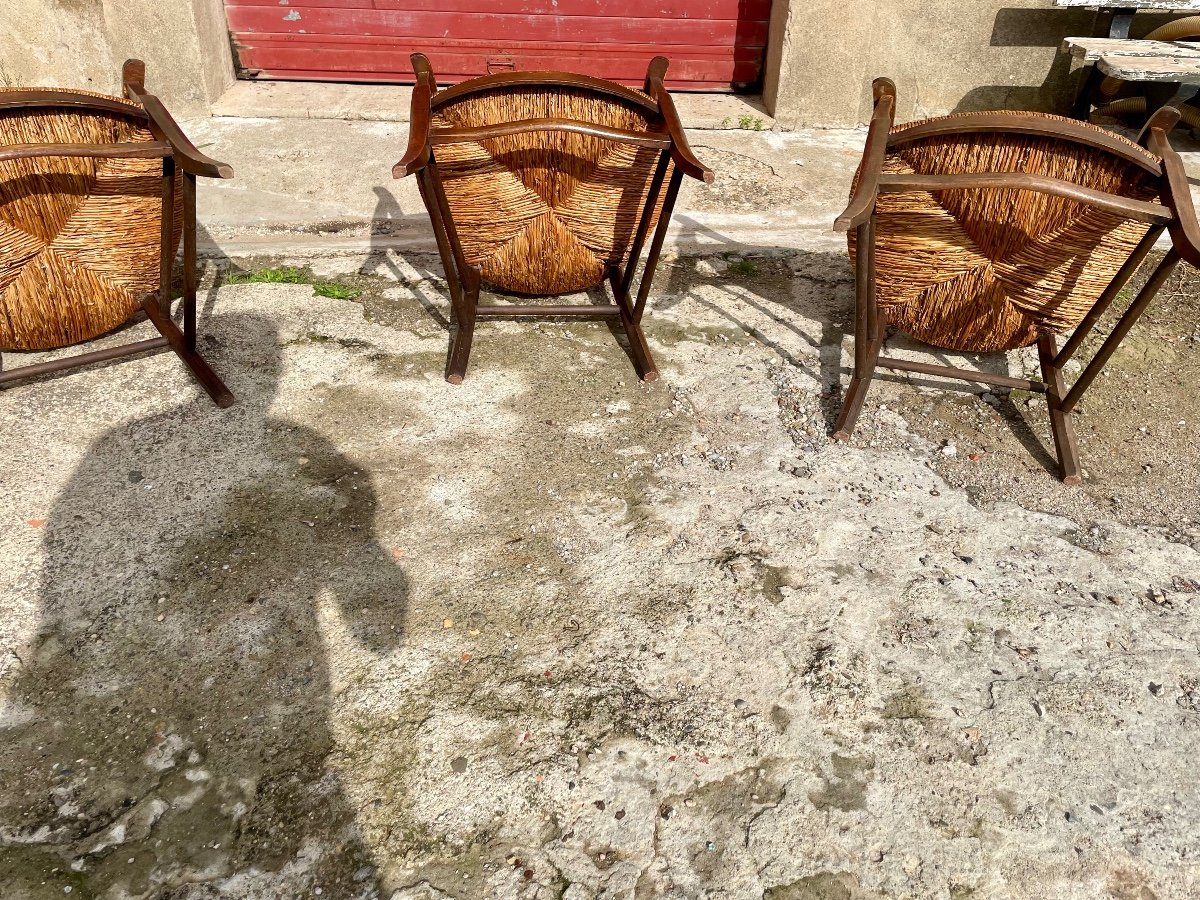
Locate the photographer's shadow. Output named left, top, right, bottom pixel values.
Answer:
left=0, top=312, right=407, bottom=895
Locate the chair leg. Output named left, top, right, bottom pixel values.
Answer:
left=141, top=298, right=235, bottom=408
left=620, top=316, right=659, bottom=383
left=834, top=219, right=883, bottom=441
left=446, top=317, right=475, bottom=385
left=832, top=323, right=883, bottom=441
left=1037, top=333, right=1082, bottom=486
left=609, top=272, right=658, bottom=382
left=446, top=278, right=478, bottom=386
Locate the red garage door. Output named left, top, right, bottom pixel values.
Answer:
left=224, top=1, right=771, bottom=91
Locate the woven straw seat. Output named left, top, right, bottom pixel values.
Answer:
left=433, top=86, right=667, bottom=297
left=832, top=80, right=1200, bottom=484
left=396, top=54, right=712, bottom=384
left=0, top=88, right=179, bottom=351
left=0, top=62, right=235, bottom=406
left=860, top=110, right=1161, bottom=353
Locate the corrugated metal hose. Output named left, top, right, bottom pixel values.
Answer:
left=1092, top=16, right=1200, bottom=127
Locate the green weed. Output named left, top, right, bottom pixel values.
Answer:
left=224, top=266, right=309, bottom=286
left=726, top=258, right=758, bottom=277
left=224, top=266, right=362, bottom=301
left=313, top=281, right=362, bottom=301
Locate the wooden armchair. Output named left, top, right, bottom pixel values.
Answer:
left=395, top=53, right=713, bottom=384
left=0, top=60, right=235, bottom=406
left=833, top=80, right=1200, bottom=483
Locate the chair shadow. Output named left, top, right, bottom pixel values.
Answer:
left=0, top=313, right=408, bottom=898
left=641, top=214, right=1070, bottom=468
left=360, top=185, right=451, bottom=329
left=349, top=163, right=1079, bottom=477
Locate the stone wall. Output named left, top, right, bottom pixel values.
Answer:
left=765, top=0, right=1100, bottom=126
left=0, top=0, right=235, bottom=115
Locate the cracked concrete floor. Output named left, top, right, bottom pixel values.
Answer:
left=1, top=250, right=1199, bottom=900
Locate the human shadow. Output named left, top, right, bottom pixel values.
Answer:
left=0, top=312, right=408, bottom=897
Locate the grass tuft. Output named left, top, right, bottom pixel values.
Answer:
left=224, top=266, right=362, bottom=301
left=313, top=281, right=362, bottom=301
left=225, top=266, right=309, bottom=286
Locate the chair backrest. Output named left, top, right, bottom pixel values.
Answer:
left=0, top=88, right=178, bottom=351
left=422, top=70, right=675, bottom=296
left=858, top=109, right=1168, bottom=353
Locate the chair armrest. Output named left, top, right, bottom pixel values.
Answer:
left=834, top=78, right=897, bottom=233
left=394, top=54, right=436, bottom=178
left=1144, top=114, right=1200, bottom=269
left=645, top=57, right=714, bottom=184
left=122, top=60, right=232, bottom=179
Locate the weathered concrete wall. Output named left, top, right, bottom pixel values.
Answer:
left=765, top=0, right=1100, bottom=127
left=0, top=0, right=235, bottom=115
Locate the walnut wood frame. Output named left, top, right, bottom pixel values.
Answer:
left=0, top=60, right=235, bottom=407
left=832, top=79, right=1199, bottom=484
left=395, top=53, right=713, bottom=384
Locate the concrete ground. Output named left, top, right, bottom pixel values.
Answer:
left=1, top=116, right=1200, bottom=900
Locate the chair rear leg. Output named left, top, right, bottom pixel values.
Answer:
left=1037, top=333, right=1082, bottom=485
left=617, top=308, right=658, bottom=383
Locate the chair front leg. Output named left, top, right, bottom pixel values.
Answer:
left=141, top=297, right=234, bottom=408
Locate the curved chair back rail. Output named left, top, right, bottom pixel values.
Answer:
left=429, top=70, right=661, bottom=114
left=886, top=112, right=1165, bottom=175
left=0, top=89, right=154, bottom=120
left=875, top=173, right=1172, bottom=226
left=0, top=141, right=174, bottom=164
left=429, top=118, right=673, bottom=150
